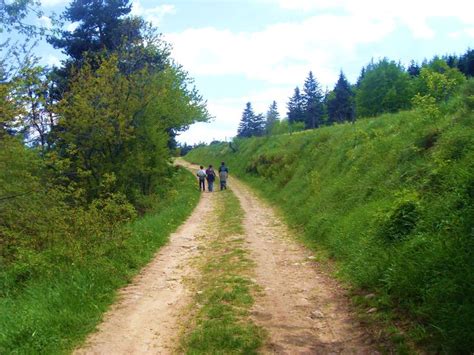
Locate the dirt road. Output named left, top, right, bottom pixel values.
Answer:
left=75, top=188, right=215, bottom=354
left=75, top=160, right=376, bottom=354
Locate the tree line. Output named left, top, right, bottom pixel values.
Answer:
left=237, top=48, right=474, bottom=137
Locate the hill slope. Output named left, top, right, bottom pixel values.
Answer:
left=185, top=96, right=474, bottom=352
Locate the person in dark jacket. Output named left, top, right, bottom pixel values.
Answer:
left=218, top=162, right=229, bottom=190
left=205, top=165, right=216, bottom=192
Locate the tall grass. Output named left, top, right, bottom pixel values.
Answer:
left=186, top=96, right=474, bottom=352
left=0, top=168, right=200, bottom=354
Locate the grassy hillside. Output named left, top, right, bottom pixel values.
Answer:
left=0, top=168, right=200, bottom=354
left=185, top=91, right=474, bottom=352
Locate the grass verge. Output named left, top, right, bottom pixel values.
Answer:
left=181, top=189, right=265, bottom=354
left=0, top=167, right=200, bottom=354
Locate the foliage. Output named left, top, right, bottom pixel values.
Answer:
left=186, top=83, right=474, bottom=352
left=0, top=168, right=200, bottom=353
left=268, top=119, right=304, bottom=135
left=355, top=59, right=413, bottom=117
left=414, top=61, right=465, bottom=103
left=48, top=0, right=133, bottom=61
left=50, top=55, right=208, bottom=202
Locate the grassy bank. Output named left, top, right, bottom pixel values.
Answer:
left=181, top=189, right=265, bottom=354
left=185, top=105, right=474, bottom=352
left=0, top=167, right=200, bottom=354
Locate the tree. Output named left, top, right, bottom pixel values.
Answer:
left=237, top=102, right=254, bottom=138
left=327, top=71, right=354, bottom=124
left=53, top=55, right=209, bottom=200
left=414, top=59, right=466, bottom=103
left=265, top=100, right=279, bottom=134
left=355, top=59, right=413, bottom=117
left=302, top=71, right=324, bottom=129
left=237, top=102, right=264, bottom=138
left=407, top=60, right=421, bottom=77
left=458, top=48, right=474, bottom=77
left=48, top=0, right=134, bottom=61
left=287, top=86, right=304, bottom=124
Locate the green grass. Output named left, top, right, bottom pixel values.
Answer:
left=181, top=189, right=265, bottom=354
left=185, top=102, right=474, bottom=352
left=0, top=168, right=200, bottom=354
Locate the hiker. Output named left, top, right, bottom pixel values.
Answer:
left=218, top=161, right=229, bottom=190
left=196, top=165, right=207, bottom=191
left=205, top=165, right=216, bottom=192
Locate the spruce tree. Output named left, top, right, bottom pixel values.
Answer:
left=238, top=102, right=265, bottom=137
left=250, top=113, right=266, bottom=136
left=287, top=87, right=304, bottom=124
left=237, top=102, right=254, bottom=138
left=458, top=48, right=474, bottom=77
left=265, top=100, right=279, bottom=134
left=302, top=71, right=324, bottom=129
left=407, top=60, right=421, bottom=77
left=327, top=71, right=354, bottom=124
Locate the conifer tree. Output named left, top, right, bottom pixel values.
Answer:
left=237, top=102, right=254, bottom=138
left=287, top=87, right=304, bottom=124
left=265, top=100, right=279, bottom=133
left=302, top=71, right=324, bottom=129
left=458, top=48, right=474, bottom=77
left=238, top=102, right=265, bottom=137
left=251, top=113, right=266, bottom=136
left=48, top=0, right=134, bottom=60
left=327, top=71, right=354, bottom=124
left=407, top=60, right=421, bottom=76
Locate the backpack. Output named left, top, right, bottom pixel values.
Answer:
left=206, top=169, right=215, bottom=182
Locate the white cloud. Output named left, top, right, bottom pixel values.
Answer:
left=131, top=1, right=175, bottom=26
left=274, top=0, right=474, bottom=38
left=166, top=13, right=394, bottom=88
left=66, top=22, right=79, bottom=32
left=466, top=28, right=474, bottom=38
left=46, top=54, right=61, bottom=67
left=39, top=16, right=52, bottom=29
left=40, top=0, right=70, bottom=7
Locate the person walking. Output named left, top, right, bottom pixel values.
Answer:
left=219, top=161, right=229, bottom=190
left=205, top=165, right=216, bottom=192
left=196, top=165, right=207, bottom=191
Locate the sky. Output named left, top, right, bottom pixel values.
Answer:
left=27, top=0, right=474, bottom=144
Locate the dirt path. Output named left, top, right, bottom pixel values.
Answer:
left=75, top=186, right=215, bottom=354
left=181, top=160, right=377, bottom=354
left=76, top=159, right=376, bottom=354
left=229, top=177, right=377, bottom=354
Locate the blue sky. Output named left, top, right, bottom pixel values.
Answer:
left=28, top=0, right=474, bottom=143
